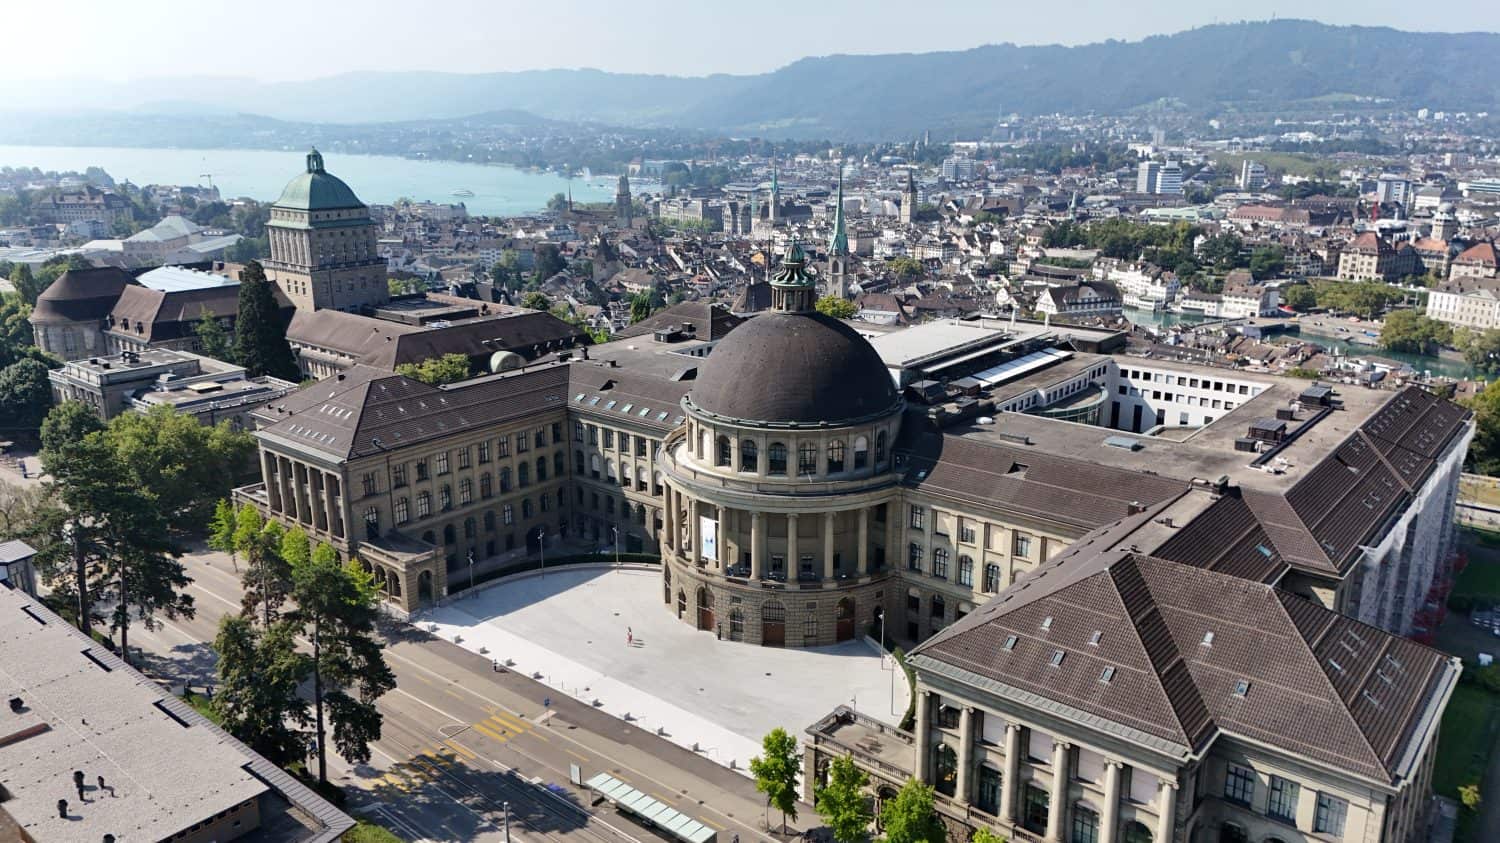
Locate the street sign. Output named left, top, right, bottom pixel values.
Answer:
left=569, top=763, right=582, bottom=786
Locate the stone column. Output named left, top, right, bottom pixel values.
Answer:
left=914, top=691, right=932, bottom=782
left=886, top=508, right=899, bottom=572
left=751, top=511, right=765, bottom=580
left=1001, top=723, right=1021, bottom=823
left=858, top=507, right=870, bottom=574
left=1156, top=779, right=1178, bottom=843
left=263, top=451, right=283, bottom=512
left=293, top=461, right=311, bottom=526
left=787, top=514, right=799, bottom=577
left=279, top=456, right=298, bottom=521
left=1100, top=761, right=1122, bottom=843
left=823, top=511, right=836, bottom=580
left=688, top=498, right=700, bottom=565
left=955, top=706, right=975, bottom=806
left=1045, top=741, right=1070, bottom=842
left=717, top=506, right=730, bottom=570
left=326, top=473, right=344, bottom=538
left=802, top=746, right=818, bottom=803
left=661, top=487, right=673, bottom=550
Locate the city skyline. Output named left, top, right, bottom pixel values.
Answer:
left=13, top=0, right=1500, bottom=85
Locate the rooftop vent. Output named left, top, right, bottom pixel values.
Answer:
left=1049, top=650, right=1066, bottom=666
left=1099, top=666, right=1115, bottom=683
left=1104, top=435, right=1142, bottom=451
left=1201, top=631, right=1214, bottom=647
left=1232, top=680, right=1251, bottom=697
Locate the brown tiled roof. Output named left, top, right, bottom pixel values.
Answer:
left=897, top=429, right=1188, bottom=531
left=1454, top=240, right=1498, bottom=267
left=913, top=546, right=1456, bottom=782
left=286, top=309, right=588, bottom=370
left=613, top=302, right=745, bottom=341
left=106, top=284, right=291, bottom=343
left=31, top=267, right=134, bottom=322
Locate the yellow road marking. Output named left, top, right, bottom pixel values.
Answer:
left=411, top=758, right=442, bottom=778
left=446, top=739, right=478, bottom=760
left=651, top=792, right=674, bottom=804
left=490, top=711, right=529, bottom=732
left=566, top=749, right=590, bottom=763
left=704, top=820, right=727, bottom=831
left=444, top=687, right=464, bottom=700
left=472, top=721, right=509, bottom=742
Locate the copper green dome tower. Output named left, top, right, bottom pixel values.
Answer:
left=770, top=240, right=817, bottom=313
left=265, top=149, right=387, bottom=312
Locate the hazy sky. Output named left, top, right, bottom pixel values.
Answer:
left=17, top=0, right=1499, bottom=82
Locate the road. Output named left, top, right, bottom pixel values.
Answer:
left=130, top=547, right=807, bottom=843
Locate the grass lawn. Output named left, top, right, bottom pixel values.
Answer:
left=1434, top=684, right=1499, bottom=799
left=1460, top=477, right=1500, bottom=510
left=343, top=819, right=404, bottom=842
left=1457, top=530, right=1500, bottom=602
left=180, top=691, right=224, bottom=727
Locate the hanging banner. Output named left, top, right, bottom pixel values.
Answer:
left=699, top=516, right=718, bottom=562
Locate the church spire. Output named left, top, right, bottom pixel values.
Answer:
left=829, top=166, right=848, bottom=257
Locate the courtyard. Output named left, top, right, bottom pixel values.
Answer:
left=416, top=565, right=911, bottom=773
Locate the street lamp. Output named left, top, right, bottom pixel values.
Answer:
left=611, top=526, right=620, bottom=568
left=536, top=527, right=547, bottom=576
left=467, top=548, right=476, bottom=594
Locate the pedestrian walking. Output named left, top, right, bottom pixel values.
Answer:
left=627, top=627, right=633, bottom=646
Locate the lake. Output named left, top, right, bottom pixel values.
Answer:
left=0, top=144, right=615, bottom=217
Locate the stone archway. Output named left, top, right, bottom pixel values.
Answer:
left=762, top=600, right=786, bottom=647
left=677, top=589, right=686, bottom=618
left=836, top=597, right=856, bottom=641
left=417, top=570, right=434, bottom=603
left=696, top=587, right=714, bottom=632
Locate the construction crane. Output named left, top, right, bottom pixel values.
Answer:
left=199, top=173, right=214, bottom=190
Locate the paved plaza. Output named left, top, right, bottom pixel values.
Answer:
left=416, top=565, right=911, bottom=774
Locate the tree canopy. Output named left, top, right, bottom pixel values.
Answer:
left=396, top=353, right=473, bottom=386
left=1379, top=310, right=1451, bottom=356
left=750, top=727, right=800, bottom=832
left=815, top=296, right=859, bottom=319
left=879, top=779, right=945, bottom=843
left=815, top=755, right=872, bottom=843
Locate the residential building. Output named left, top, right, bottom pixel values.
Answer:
left=1337, top=233, right=1415, bottom=282
left=1136, top=162, right=1161, bottom=195
left=1237, top=159, right=1268, bottom=191
left=1035, top=281, right=1123, bottom=318
left=34, top=186, right=134, bottom=227
left=1426, top=276, right=1500, bottom=331
left=1448, top=241, right=1499, bottom=282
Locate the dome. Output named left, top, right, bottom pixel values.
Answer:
left=273, top=149, right=365, bottom=211
left=687, top=311, right=902, bottom=426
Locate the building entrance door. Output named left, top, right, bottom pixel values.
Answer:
left=696, top=588, right=714, bottom=632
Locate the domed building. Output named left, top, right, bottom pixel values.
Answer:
left=264, top=149, right=387, bottom=313
left=658, top=243, right=905, bottom=646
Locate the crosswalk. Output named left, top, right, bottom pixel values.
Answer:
left=373, top=707, right=545, bottom=792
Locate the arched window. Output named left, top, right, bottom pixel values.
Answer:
left=575, top=450, right=585, bottom=473
left=522, top=498, right=534, bottom=519
left=518, top=463, right=530, bottom=487
left=931, top=594, right=946, bottom=619
left=827, top=439, right=846, bottom=473
left=483, top=510, right=495, bottom=531
left=443, top=525, right=456, bottom=545
left=590, top=454, right=601, bottom=477
left=500, top=467, right=512, bottom=492
left=1121, top=821, right=1152, bottom=843
left=797, top=442, right=817, bottom=476
left=876, top=430, right=888, bottom=465
left=480, top=473, right=492, bottom=499
left=464, top=517, right=476, bottom=539
left=958, top=555, right=974, bottom=587
left=729, top=608, right=744, bottom=641
left=740, top=439, right=758, bottom=472
left=622, top=463, right=634, bottom=487
left=554, top=451, right=564, bottom=477
left=768, top=442, right=788, bottom=475
left=536, top=456, right=547, bottom=481
left=932, top=745, right=957, bottom=796
left=605, top=458, right=616, bottom=481
left=933, top=547, right=949, bottom=579
left=716, top=435, right=732, bottom=467
left=853, top=436, right=869, bottom=470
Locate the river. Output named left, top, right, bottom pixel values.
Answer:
left=0, top=144, right=615, bottom=217
left=1127, top=307, right=1484, bottom=381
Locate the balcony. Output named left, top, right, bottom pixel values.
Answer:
left=806, top=705, right=914, bottom=783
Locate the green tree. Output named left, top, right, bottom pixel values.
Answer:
left=9, top=264, right=40, bottom=306
left=750, top=727, right=800, bottom=833
left=39, top=400, right=104, bottom=458
left=533, top=244, right=566, bottom=284
left=1281, top=284, right=1318, bottom=311
left=1379, top=310, right=1451, bottom=356
left=629, top=291, right=655, bottom=324
left=970, top=828, right=1006, bottom=843
left=39, top=433, right=190, bottom=662
left=102, top=406, right=255, bottom=532
left=207, top=498, right=238, bottom=566
left=889, top=256, right=924, bottom=281
left=233, top=504, right=293, bottom=626
left=1460, top=783, right=1482, bottom=812
left=0, top=294, right=34, bottom=359
left=1466, top=379, right=1500, bottom=476
left=194, top=308, right=233, bottom=362
left=1197, top=232, right=1246, bottom=272
left=232, top=261, right=299, bottom=381
left=521, top=291, right=551, bottom=311
left=0, top=358, right=53, bottom=430
left=879, top=779, right=945, bottom=843
left=1248, top=246, right=1285, bottom=279
left=1458, top=329, right=1500, bottom=376
left=815, top=296, right=859, bottom=319
left=280, top=525, right=312, bottom=571
left=395, top=353, right=473, bottom=386
left=290, top=549, right=396, bottom=784
left=546, top=192, right=569, bottom=212
left=212, top=614, right=311, bottom=766
left=815, top=755, right=872, bottom=843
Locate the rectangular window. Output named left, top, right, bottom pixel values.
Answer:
left=959, top=524, right=976, bottom=544
left=588, top=426, right=598, bottom=445
left=361, top=472, right=377, bottom=497
left=619, top=433, right=630, bottom=452
left=458, top=447, right=471, bottom=469
left=1224, top=763, right=1255, bottom=806
left=957, top=557, right=973, bottom=587
left=1315, top=793, right=1347, bottom=836
left=910, top=506, right=924, bottom=530
left=392, top=463, right=407, bottom=487
left=1014, top=535, right=1032, bottom=557
left=460, top=478, right=473, bottom=505
left=1267, top=776, right=1299, bottom=824
left=574, top=421, right=585, bottom=442
left=983, top=563, right=1001, bottom=593
left=604, top=429, right=614, bottom=449
left=415, top=460, right=429, bottom=481
left=908, top=544, right=924, bottom=573
left=417, top=493, right=431, bottom=518
left=395, top=497, right=409, bottom=524
left=478, top=441, right=491, bottom=463
left=516, top=432, right=529, bottom=453
left=551, top=422, right=562, bottom=443
left=497, top=437, right=510, bottom=457
left=503, top=504, right=514, bottom=525
left=436, top=452, right=450, bottom=475
left=535, top=428, right=546, bottom=448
